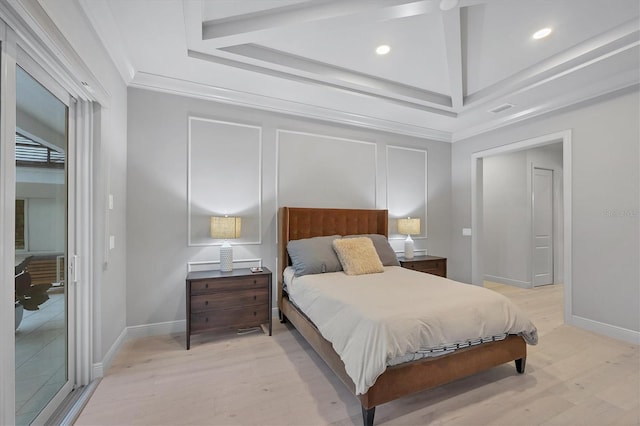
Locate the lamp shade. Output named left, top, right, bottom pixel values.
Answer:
left=210, top=216, right=241, bottom=239
left=397, top=217, right=420, bottom=235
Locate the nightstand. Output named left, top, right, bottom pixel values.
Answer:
left=185, top=267, right=272, bottom=349
left=398, top=255, right=447, bottom=277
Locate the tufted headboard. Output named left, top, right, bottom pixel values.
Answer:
left=277, top=207, right=388, bottom=310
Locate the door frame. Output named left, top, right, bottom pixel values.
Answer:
left=0, top=18, right=19, bottom=426
left=0, top=8, right=96, bottom=426
left=16, top=53, right=77, bottom=425
left=471, top=130, right=572, bottom=323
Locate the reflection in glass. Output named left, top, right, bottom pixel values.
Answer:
left=14, top=67, right=68, bottom=425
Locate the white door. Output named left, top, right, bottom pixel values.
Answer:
left=533, top=168, right=553, bottom=286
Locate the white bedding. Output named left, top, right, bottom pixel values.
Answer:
left=287, top=266, right=538, bottom=395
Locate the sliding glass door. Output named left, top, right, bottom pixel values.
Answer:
left=14, top=65, right=72, bottom=425
left=1, top=8, right=94, bottom=425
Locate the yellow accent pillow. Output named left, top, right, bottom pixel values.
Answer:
left=333, top=237, right=384, bottom=275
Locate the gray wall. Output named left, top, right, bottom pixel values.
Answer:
left=42, top=1, right=130, bottom=365
left=126, top=87, right=451, bottom=327
left=483, top=144, right=563, bottom=287
left=452, top=89, right=639, bottom=334
left=483, top=150, right=530, bottom=285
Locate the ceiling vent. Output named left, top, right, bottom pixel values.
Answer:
left=488, top=103, right=514, bottom=114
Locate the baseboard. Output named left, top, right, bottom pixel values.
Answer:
left=569, top=314, right=640, bottom=345
left=484, top=275, right=531, bottom=288
left=92, top=327, right=127, bottom=379
left=92, top=320, right=186, bottom=379
left=126, top=319, right=186, bottom=340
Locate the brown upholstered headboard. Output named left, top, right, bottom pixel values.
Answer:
left=277, top=207, right=388, bottom=309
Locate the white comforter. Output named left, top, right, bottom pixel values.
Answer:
left=288, top=266, right=538, bottom=395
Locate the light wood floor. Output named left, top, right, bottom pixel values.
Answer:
left=76, top=283, right=639, bottom=425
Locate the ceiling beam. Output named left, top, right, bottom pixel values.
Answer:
left=464, top=18, right=640, bottom=109
left=188, top=49, right=457, bottom=117
left=221, top=44, right=452, bottom=107
left=441, top=8, right=464, bottom=110
left=201, top=0, right=433, bottom=48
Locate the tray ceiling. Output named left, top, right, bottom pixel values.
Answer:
left=77, top=0, right=640, bottom=141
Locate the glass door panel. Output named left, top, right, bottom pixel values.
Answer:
left=14, top=66, right=68, bottom=425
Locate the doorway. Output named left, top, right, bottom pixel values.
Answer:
left=471, top=130, right=572, bottom=323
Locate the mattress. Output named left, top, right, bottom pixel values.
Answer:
left=284, top=266, right=538, bottom=395
left=284, top=266, right=508, bottom=364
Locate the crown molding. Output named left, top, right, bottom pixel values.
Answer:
left=129, top=71, right=453, bottom=142
left=463, top=19, right=640, bottom=110
left=0, top=0, right=109, bottom=104
left=453, top=79, right=639, bottom=142
left=77, top=0, right=135, bottom=86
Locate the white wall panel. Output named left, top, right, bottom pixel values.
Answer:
left=188, top=117, right=261, bottom=245
left=387, top=146, right=427, bottom=238
left=277, top=130, right=376, bottom=208
left=127, top=88, right=452, bottom=330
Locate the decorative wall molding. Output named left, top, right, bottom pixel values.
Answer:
left=386, top=145, right=428, bottom=239
left=276, top=128, right=379, bottom=208
left=187, top=258, right=263, bottom=272
left=187, top=116, right=262, bottom=247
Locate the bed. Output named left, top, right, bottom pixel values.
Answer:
left=277, top=207, right=536, bottom=425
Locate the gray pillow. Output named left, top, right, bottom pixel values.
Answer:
left=343, top=234, right=400, bottom=266
left=287, top=235, right=343, bottom=276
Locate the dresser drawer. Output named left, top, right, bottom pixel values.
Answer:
left=403, top=261, right=425, bottom=271
left=191, top=288, right=268, bottom=313
left=404, top=260, right=442, bottom=271
left=190, top=275, right=268, bottom=295
left=190, top=305, right=269, bottom=332
left=185, top=268, right=273, bottom=349
left=399, top=256, right=447, bottom=277
left=417, top=260, right=444, bottom=272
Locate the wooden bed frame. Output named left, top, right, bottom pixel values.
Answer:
left=277, top=207, right=527, bottom=426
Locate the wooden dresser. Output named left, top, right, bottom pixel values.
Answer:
left=398, top=255, right=447, bottom=277
left=185, top=268, right=272, bottom=349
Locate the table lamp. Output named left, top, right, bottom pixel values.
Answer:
left=397, top=217, right=420, bottom=260
left=210, top=215, right=241, bottom=272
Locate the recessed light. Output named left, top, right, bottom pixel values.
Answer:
left=376, top=44, right=390, bottom=55
left=532, top=28, right=552, bottom=40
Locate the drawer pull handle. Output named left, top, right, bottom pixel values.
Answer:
left=253, top=279, right=257, bottom=284
left=205, top=284, right=209, bottom=288
left=253, top=295, right=256, bottom=300
left=205, top=301, right=208, bottom=305
left=254, top=312, right=257, bottom=316
left=205, top=317, right=209, bottom=322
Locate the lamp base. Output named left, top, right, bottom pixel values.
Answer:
left=220, top=242, right=233, bottom=272
left=404, top=236, right=415, bottom=260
